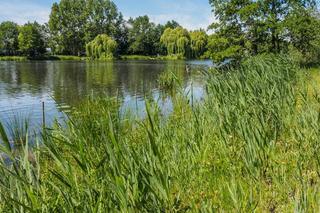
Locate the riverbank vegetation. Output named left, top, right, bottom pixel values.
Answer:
left=1, top=0, right=320, bottom=211
left=0, top=0, right=319, bottom=63
left=1, top=55, right=320, bottom=211
left=158, top=70, right=182, bottom=91
left=206, top=0, right=320, bottom=65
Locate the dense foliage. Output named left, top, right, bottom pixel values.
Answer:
left=0, top=21, right=46, bottom=57
left=48, top=0, right=126, bottom=56
left=160, top=27, right=190, bottom=58
left=0, top=21, right=19, bottom=56
left=18, top=22, right=46, bottom=57
left=86, top=34, right=117, bottom=60
left=208, top=0, right=320, bottom=64
left=190, top=30, right=208, bottom=58
left=127, top=16, right=163, bottom=56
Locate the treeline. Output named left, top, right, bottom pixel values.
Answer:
left=208, top=0, right=320, bottom=65
left=0, top=21, right=46, bottom=57
left=0, top=0, right=319, bottom=63
left=0, top=0, right=209, bottom=60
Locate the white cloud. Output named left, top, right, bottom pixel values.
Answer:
left=149, top=13, right=213, bottom=30
left=0, top=0, right=216, bottom=30
left=0, top=1, right=50, bottom=24
left=119, top=0, right=215, bottom=30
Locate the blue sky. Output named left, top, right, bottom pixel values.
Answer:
left=0, top=0, right=214, bottom=30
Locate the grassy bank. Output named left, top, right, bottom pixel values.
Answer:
left=120, top=55, right=158, bottom=60
left=0, top=56, right=28, bottom=61
left=52, top=55, right=86, bottom=61
left=119, top=55, right=187, bottom=60
left=0, top=55, right=86, bottom=61
left=1, top=55, right=320, bottom=211
left=0, top=55, right=185, bottom=61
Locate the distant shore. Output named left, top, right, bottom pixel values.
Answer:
left=0, top=55, right=208, bottom=62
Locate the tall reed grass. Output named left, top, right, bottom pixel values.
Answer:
left=158, top=70, right=182, bottom=91
left=0, top=54, right=320, bottom=211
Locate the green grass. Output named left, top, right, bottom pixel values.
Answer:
left=158, top=54, right=186, bottom=60
left=0, top=56, right=28, bottom=61
left=120, top=55, right=186, bottom=60
left=1, top=54, right=320, bottom=211
left=120, top=55, right=158, bottom=60
left=52, top=55, right=86, bottom=61
left=0, top=55, right=86, bottom=61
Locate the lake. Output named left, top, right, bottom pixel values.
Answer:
left=0, top=60, right=212, bottom=130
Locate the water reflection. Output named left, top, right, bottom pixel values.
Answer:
left=0, top=60, right=210, bottom=129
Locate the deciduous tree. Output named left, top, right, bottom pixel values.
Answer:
left=127, top=16, right=158, bottom=55
left=86, top=34, right=117, bottom=60
left=49, top=0, right=124, bottom=56
left=190, top=30, right=208, bottom=58
left=0, top=21, right=19, bottom=56
left=208, top=0, right=318, bottom=63
left=18, top=22, right=46, bottom=57
left=160, top=27, right=190, bottom=58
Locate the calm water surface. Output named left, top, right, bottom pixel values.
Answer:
left=0, top=60, right=212, bottom=130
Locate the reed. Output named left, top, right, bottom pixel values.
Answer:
left=158, top=70, right=182, bottom=91
left=1, top=54, right=320, bottom=211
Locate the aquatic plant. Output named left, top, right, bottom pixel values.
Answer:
left=1, top=55, right=320, bottom=211
left=158, top=70, right=182, bottom=91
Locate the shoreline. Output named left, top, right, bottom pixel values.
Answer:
left=0, top=55, right=209, bottom=62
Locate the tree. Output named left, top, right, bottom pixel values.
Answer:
left=153, top=24, right=167, bottom=55
left=0, top=21, right=19, bottom=56
left=208, top=0, right=318, bottom=63
left=48, top=0, right=124, bottom=56
left=85, top=0, right=120, bottom=42
left=286, top=6, right=320, bottom=64
left=113, top=14, right=129, bottom=55
left=160, top=27, right=190, bottom=58
left=164, top=20, right=180, bottom=29
left=127, top=16, right=161, bottom=55
left=86, top=34, right=117, bottom=60
left=189, top=30, right=208, bottom=58
left=208, top=0, right=250, bottom=62
left=18, top=22, right=46, bottom=57
left=204, top=34, right=242, bottom=62
left=49, top=0, right=87, bottom=55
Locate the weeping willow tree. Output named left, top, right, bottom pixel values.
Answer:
left=190, top=30, right=208, bottom=58
left=160, top=27, right=190, bottom=58
left=86, top=34, right=118, bottom=60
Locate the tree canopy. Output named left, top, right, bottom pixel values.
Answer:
left=190, top=30, right=208, bottom=58
left=127, top=16, right=162, bottom=55
left=164, top=20, right=181, bottom=29
left=0, top=21, right=19, bottom=56
left=208, top=0, right=320, bottom=64
left=18, top=22, right=46, bottom=57
left=86, top=34, right=117, bottom=60
left=49, top=0, right=124, bottom=56
left=160, top=27, right=191, bottom=58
